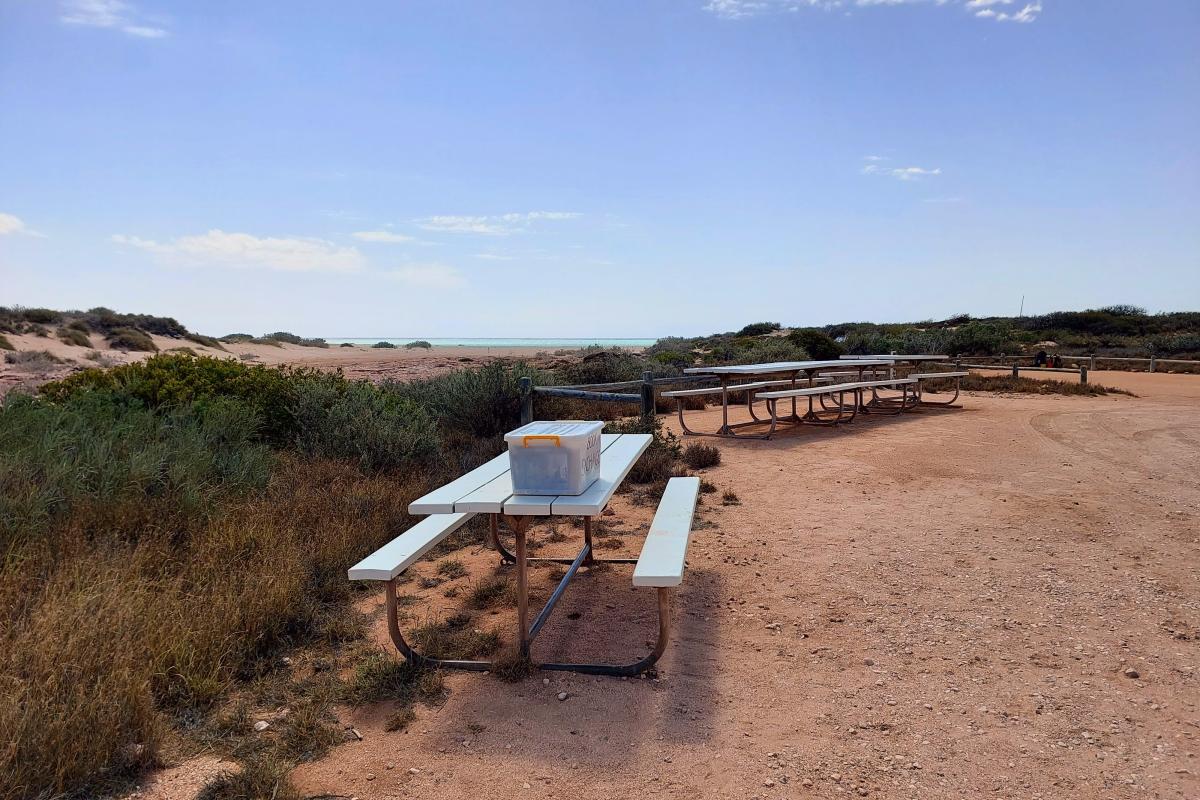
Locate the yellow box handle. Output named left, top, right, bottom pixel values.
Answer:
left=522, top=434, right=561, bottom=447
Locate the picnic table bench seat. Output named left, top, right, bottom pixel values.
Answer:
left=909, top=370, right=969, bottom=407
left=659, top=377, right=832, bottom=399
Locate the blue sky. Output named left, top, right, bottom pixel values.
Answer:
left=1, top=0, right=1197, bottom=338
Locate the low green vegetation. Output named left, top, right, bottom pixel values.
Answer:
left=647, top=307, right=1200, bottom=367
left=0, top=334, right=14, bottom=351
left=405, top=340, right=433, bottom=349
left=955, top=374, right=1133, bottom=396
left=372, top=340, right=397, bottom=348
left=57, top=326, right=92, bottom=347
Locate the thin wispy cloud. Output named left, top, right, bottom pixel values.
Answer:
left=352, top=230, right=417, bottom=243
left=415, top=212, right=581, bottom=236
left=0, top=212, right=47, bottom=238
left=704, top=0, right=1043, bottom=23
left=60, top=0, right=167, bottom=38
left=384, top=264, right=467, bottom=289
left=112, top=230, right=365, bottom=273
left=861, top=157, right=942, bottom=180
left=972, top=2, right=1041, bottom=23
left=474, top=253, right=517, bottom=261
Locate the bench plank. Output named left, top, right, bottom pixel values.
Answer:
left=348, top=513, right=474, bottom=581
left=911, top=371, right=969, bottom=379
left=409, top=453, right=510, bottom=514
left=633, top=477, right=700, bottom=588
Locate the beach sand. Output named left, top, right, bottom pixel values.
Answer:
left=0, top=332, right=595, bottom=395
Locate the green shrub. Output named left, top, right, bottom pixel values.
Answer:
left=107, top=327, right=157, bottom=352
left=787, top=328, right=842, bottom=360
left=40, top=354, right=306, bottom=443
left=0, top=392, right=271, bottom=544
left=183, top=333, right=227, bottom=351
left=0, top=334, right=12, bottom=351
left=264, top=332, right=328, bottom=348
left=392, top=362, right=543, bottom=439
left=57, top=326, right=91, bottom=347
left=681, top=442, right=721, bottom=469
left=289, top=378, right=440, bottom=474
left=20, top=307, right=62, bottom=325
left=651, top=350, right=692, bottom=368
left=83, top=307, right=188, bottom=337
left=736, top=322, right=780, bottom=337
left=372, top=341, right=397, bottom=348
left=404, top=340, right=433, bottom=349
left=4, top=350, right=64, bottom=374
left=339, top=342, right=355, bottom=348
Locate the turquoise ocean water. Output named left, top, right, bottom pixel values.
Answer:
left=325, top=337, right=656, bottom=348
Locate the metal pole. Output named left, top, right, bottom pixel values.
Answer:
left=519, top=376, right=533, bottom=425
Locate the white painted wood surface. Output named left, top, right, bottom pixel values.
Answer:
left=632, top=477, right=700, bottom=588
left=347, top=513, right=474, bottom=581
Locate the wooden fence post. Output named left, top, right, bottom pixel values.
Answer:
left=519, top=377, right=533, bottom=425
left=1011, top=363, right=1019, bottom=379
left=1089, top=354, right=1096, bottom=371
left=1080, top=366, right=1088, bottom=385
left=640, top=371, right=655, bottom=419
left=1149, top=355, right=1157, bottom=373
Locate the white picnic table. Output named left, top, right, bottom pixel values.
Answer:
left=407, top=432, right=653, bottom=664
left=682, top=359, right=895, bottom=437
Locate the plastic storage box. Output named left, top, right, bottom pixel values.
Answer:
left=505, top=421, right=604, bottom=496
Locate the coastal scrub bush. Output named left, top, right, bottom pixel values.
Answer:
left=787, top=328, right=843, bottom=360
left=184, top=332, right=227, bottom=351
left=106, top=326, right=157, bottom=352
left=392, top=362, right=544, bottom=439
left=0, top=392, right=271, bottom=544
left=736, top=322, right=780, bottom=337
left=290, top=379, right=440, bottom=474
left=372, top=341, right=397, bottom=348
left=57, top=326, right=91, bottom=347
left=404, top=340, right=433, bottom=349
left=3, top=350, right=63, bottom=374
left=265, top=331, right=329, bottom=348
left=681, top=442, right=721, bottom=470
left=83, top=307, right=188, bottom=337
left=40, top=354, right=304, bottom=442
left=20, top=307, right=62, bottom=324
left=0, top=334, right=13, bottom=351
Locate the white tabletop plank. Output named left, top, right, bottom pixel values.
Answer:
left=409, top=451, right=511, bottom=514
left=839, top=354, right=947, bottom=360
left=549, top=433, right=652, bottom=516
left=684, top=359, right=893, bottom=375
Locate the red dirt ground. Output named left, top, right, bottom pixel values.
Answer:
left=151, top=371, right=1200, bottom=799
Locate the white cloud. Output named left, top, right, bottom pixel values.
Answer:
left=704, top=0, right=1042, bottom=22
left=112, top=229, right=365, bottom=272
left=0, top=212, right=46, bottom=238
left=861, top=157, right=942, bottom=180
left=0, top=213, right=27, bottom=236
left=60, top=1, right=168, bottom=39
left=352, top=230, right=417, bottom=243
left=415, top=211, right=581, bottom=236
left=976, top=1, right=1040, bottom=21
left=385, top=264, right=466, bottom=289
left=474, top=253, right=516, bottom=261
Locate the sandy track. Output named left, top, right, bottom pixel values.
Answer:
left=286, top=372, right=1198, bottom=800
